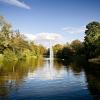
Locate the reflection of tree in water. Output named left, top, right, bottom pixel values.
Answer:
left=55, top=58, right=100, bottom=99
left=55, top=58, right=85, bottom=74
left=84, top=63, right=100, bottom=100
left=53, top=60, right=64, bottom=71
left=0, top=57, right=100, bottom=100
left=0, top=58, right=44, bottom=96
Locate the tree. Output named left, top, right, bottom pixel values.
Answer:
left=84, top=21, right=100, bottom=58
left=0, top=16, right=12, bottom=53
left=70, top=40, right=84, bottom=55
left=53, top=44, right=63, bottom=56
left=61, top=45, right=74, bottom=59
left=54, top=43, right=74, bottom=59
left=0, top=16, right=46, bottom=60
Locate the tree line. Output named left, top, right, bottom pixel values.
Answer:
left=53, top=21, right=100, bottom=61
left=0, top=16, right=46, bottom=62
left=0, top=16, right=100, bottom=62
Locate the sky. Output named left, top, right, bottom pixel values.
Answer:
left=0, top=0, right=100, bottom=47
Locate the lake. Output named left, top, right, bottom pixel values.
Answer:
left=0, top=58, right=100, bottom=100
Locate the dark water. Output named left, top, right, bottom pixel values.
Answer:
left=0, top=58, right=100, bottom=100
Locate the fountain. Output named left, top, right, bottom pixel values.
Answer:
left=33, top=33, right=61, bottom=79
left=49, top=40, right=53, bottom=60
left=42, top=44, right=54, bottom=80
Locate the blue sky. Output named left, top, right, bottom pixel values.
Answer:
left=0, top=0, right=100, bottom=46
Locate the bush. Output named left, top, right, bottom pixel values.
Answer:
left=0, top=54, right=3, bottom=65
left=3, top=49, right=18, bottom=62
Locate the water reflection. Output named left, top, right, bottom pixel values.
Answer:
left=27, top=59, right=67, bottom=80
left=85, top=63, right=100, bottom=100
left=0, top=58, right=44, bottom=97
left=0, top=58, right=100, bottom=100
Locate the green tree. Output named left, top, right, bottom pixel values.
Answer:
left=61, top=45, right=74, bottom=59
left=53, top=44, right=63, bottom=57
left=0, top=16, right=12, bottom=53
left=0, top=16, right=46, bottom=61
left=84, top=21, right=100, bottom=59
left=71, top=40, right=84, bottom=55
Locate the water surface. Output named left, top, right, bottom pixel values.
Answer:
left=0, top=58, right=100, bottom=100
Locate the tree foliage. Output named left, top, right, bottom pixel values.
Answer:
left=84, top=21, right=100, bottom=58
left=0, top=16, right=46, bottom=61
left=53, top=40, right=84, bottom=59
left=71, top=40, right=84, bottom=55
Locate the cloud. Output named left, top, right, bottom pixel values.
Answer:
left=24, top=32, right=63, bottom=41
left=24, top=32, right=65, bottom=47
left=36, top=32, right=63, bottom=40
left=62, top=26, right=86, bottom=34
left=0, top=0, right=30, bottom=9
left=24, top=33, right=36, bottom=40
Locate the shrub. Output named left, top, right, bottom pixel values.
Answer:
left=3, top=49, right=18, bottom=62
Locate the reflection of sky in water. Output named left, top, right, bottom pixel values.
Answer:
left=26, top=60, right=85, bottom=81
left=27, top=60, right=67, bottom=80
left=14, top=60, right=91, bottom=99
left=0, top=59, right=93, bottom=100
